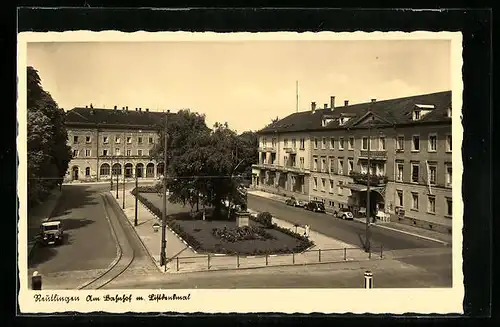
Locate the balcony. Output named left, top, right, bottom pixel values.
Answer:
left=259, top=146, right=277, bottom=153
left=349, top=171, right=388, bottom=186
left=359, top=150, right=387, bottom=160
left=282, top=164, right=310, bottom=174
left=283, top=146, right=297, bottom=154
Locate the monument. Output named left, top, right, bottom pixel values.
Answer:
left=235, top=186, right=250, bottom=227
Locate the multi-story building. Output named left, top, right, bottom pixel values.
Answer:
left=64, top=105, right=170, bottom=182
left=254, top=91, right=453, bottom=230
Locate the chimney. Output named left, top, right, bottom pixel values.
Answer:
left=126, top=106, right=128, bottom=110
left=135, top=108, right=138, bottom=111
left=146, top=108, right=149, bottom=112
left=311, top=102, right=316, bottom=112
left=139, top=107, right=142, bottom=112
left=371, top=98, right=377, bottom=102
left=324, top=103, right=328, bottom=109
left=344, top=100, right=349, bottom=106
left=85, top=105, right=88, bottom=108
left=114, top=105, right=117, bottom=110
left=90, top=103, right=93, bottom=109
left=330, top=96, right=335, bottom=110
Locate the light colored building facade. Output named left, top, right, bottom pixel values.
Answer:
left=254, top=91, right=452, bottom=230
left=64, top=106, right=169, bottom=182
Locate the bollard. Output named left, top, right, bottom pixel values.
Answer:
left=237, top=254, right=240, bottom=268
left=318, top=249, right=322, bottom=262
left=364, top=270, right=373, bottom=289
left=176, top=257, right=179, bottom=271
left=31, top=271, right=42, bottom=290
left=265, top=254, right=268, bottom=266
left=369, top=247, right=372, bottom=259
left=207, top=254, right=211, bottom=270
left=292, top=252, right=295, bottom=264
left=343, top=248, right=347, bottom=261
left=380, top=244, right=383, bottom=258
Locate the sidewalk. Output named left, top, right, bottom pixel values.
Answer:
left=27, top=188, right=63, bottom=260
left=247, top=189, right=452, bottom=245
left=64, top=178, right=159, bottom=186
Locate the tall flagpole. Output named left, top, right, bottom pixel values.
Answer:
left=296, top=80, right=299, bottom=113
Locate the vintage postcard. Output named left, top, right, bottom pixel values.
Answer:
left=17, top=31, right=464, bottom=314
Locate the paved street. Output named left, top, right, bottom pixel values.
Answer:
left=103, top=256, right=451, bottom=289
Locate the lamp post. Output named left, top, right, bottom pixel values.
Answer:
left=228, top=159, right=246, bottom=218
left=160, top=110, right=169, bottom=267
left=116, top=160, right=119, bottom=199
left=122, top=159, right=125, bottom=209
left=365, top=124, right=371, bottom=253
left=134, top=166, right=138, bottom=226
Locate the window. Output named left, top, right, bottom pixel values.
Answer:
left=330, top=137, right=335, bottom=149
left=428, top=134, right=437, bottom=152
left=411, top=192, right=419, bottom=210
left=339, top=137, right=344, bottom=150
left=446, top=197, right=453, bottom=216
left=396, top=162, right=404, bottom=182
left=338, top=159, right=344, bottom=175
left=115, top=148, right=120, bottom=156
left=413, top=110, right=421, bottom=120
left=313, top=157, right=318, bottom=171
left=360, top=163, right=368, bottom=174
left=72, top=149, right=78, bottom=157
left=348, top=159, right=354, bottom=174
left=283, top=139, right=288, bottom=148
left=103, top=136, right=108, bottom=144
left=321, top=158, right=326, bottom=172
left=446, top=164, right=452, bottom=187
left=396, top=190, right=404, bottom=207
left=314, top=138, right=318, bottom=149
left=100, top=164, right=110, bottom=176
left=149, top=137, right=154, bottom=144
left=138, top=137, right=143, bottom=144
left=411, top=163, right=419, bottom=183
left=85, top=149, right=91, bottom=157
left=379, top=137, right=386, bottom=150
left=329, top=157, right=335, bottom=172
left=322, top=138, right=326, bottom=149
left=329, top=180, right=334, bottom=192
left=313, top=177, right=318, bottom=190
left=348, top=137, right=354, bottom=150
left=126, top=149, right=131, bottom=156
left=292, top=139, right=296, bottom=148
left=73, top=136, right=79, bottom=144
left=321, top=178, right=326, bottom=191
left=85, top=167, right=91, bottom=177
left=427, top=196, right=436, bottom=213
left=446, top=135, right=452, bottom=152
left=115, top=135, right=121, bottom=144
left=102, top=149, right=108, bottom=156
left=396, top=136, right=404, bottom=151
left=137, top=149, right=142, bottom=156
left=300, top=138, right=305, bottom=149
left=338, top=181, right=343, bottom=195
left=428, top=164, right=437, bottom=185
left=283, top=155, right=287, bottom=165
left=299, top=157, right=305, bottom=168
left=362, top=137, right=368, bottom=150
left=412, top=135, right=420, bottom=151
left=126, top=137, right=132, bottom=144
left=85, top=136, right=91, bottom=143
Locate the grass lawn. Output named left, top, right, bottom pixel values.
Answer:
left=139, top=192, right=313, bottom=255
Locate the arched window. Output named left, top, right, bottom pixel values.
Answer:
left=112, top=163, right=122, bottom=176
left=146, top=163, right=155, bottom=178
left=85, top=167, right=91, bottom=176
left=100, top=163, right=110, bottom=176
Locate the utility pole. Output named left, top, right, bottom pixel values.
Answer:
left=365, top=124, right=372, bottom=253
left=134, top=166, right=138, bottom=226
left=160, top=110, right=169, bottom=267
left=116, top=161, right=119, bottom=199
left=122, top=159, right=125, bottom=209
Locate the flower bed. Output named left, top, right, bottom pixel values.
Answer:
left=131, top=185, right=161, bottom=194
left=212, top=226, right=276, bottom=243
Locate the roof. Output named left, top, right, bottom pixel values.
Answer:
left=65, top=107, right=172, bottom=129
left=258, top=91, right=451, bottom=134
left=42, top=221, right=61, bottom=226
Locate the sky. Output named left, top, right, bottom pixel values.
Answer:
left=27, top=39, right=451, bottom=133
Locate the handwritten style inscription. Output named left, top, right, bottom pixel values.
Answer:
left=33, top=293, right=192, bottom=304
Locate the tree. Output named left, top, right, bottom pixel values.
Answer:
left=27, top=66, right=72, bottom=207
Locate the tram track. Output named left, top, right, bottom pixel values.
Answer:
left=77, top=193, right=136, bottom=290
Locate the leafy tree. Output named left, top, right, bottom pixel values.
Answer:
left=27, top=66, right=72, bottom=207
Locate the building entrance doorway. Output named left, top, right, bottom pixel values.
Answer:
left=72, top=166, right=79, bottom=181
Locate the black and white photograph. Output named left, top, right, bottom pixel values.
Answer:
left=17, top=31, right=464, bottom=314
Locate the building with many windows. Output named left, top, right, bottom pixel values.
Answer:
left=253, top=91, right=453, bottom=230
left=64, top=105, right=170, bottom=182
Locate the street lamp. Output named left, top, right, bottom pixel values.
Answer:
left=122, top=158, right=125, bottom=209
left=365, top=124, right=372, bottom=253
left=134, top=166, right=139, bottom=226
left=160, top=110, right=169, bottom=268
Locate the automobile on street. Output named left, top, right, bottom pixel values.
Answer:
left=333, top=208, right=354, bottom=220
left=39, top=220, right=64, bottom=246
left=304, top=200, right=326, bottom=213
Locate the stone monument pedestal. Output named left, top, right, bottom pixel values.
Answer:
left=236, top=211, right=250, bottom=228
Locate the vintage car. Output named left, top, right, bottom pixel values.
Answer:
left=333, top=207, right=354, bottom=220
left=304, top=201, right=326, bottom=213
left=39, top=221, right=64, bottom=246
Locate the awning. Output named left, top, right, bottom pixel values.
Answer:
left=344, top=183, right=368, bottom=192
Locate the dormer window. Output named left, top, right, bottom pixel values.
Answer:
left=339, top=117, right=351, bottom=126
left=447, top=107, right=452, bottom=118
left=413, top=110, right=421, bottom=121
left=413, top=104, right=435, bottom=121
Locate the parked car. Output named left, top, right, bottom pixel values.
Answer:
left=334, top=208, right=354, bottom=220
left=285, top=198, right=303, bottom=207
left=39, top=220, right=64, bottom=246
left=305, top=201, right=326, bottom=213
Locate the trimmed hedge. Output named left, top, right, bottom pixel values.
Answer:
left=253, top=212, right=273, bottom=227
left=134, top=192, right=202, bottom=250
left=212, top=226, right=276, bottom=243
left=132, top=185, right=161, bottom=194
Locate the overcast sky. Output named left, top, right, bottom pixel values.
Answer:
left=27, top=40, right=451, bottom=133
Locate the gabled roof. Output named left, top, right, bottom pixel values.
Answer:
left=258, top=90, right=451, bottom=134
left=65, top=107, right=172, bottom=129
